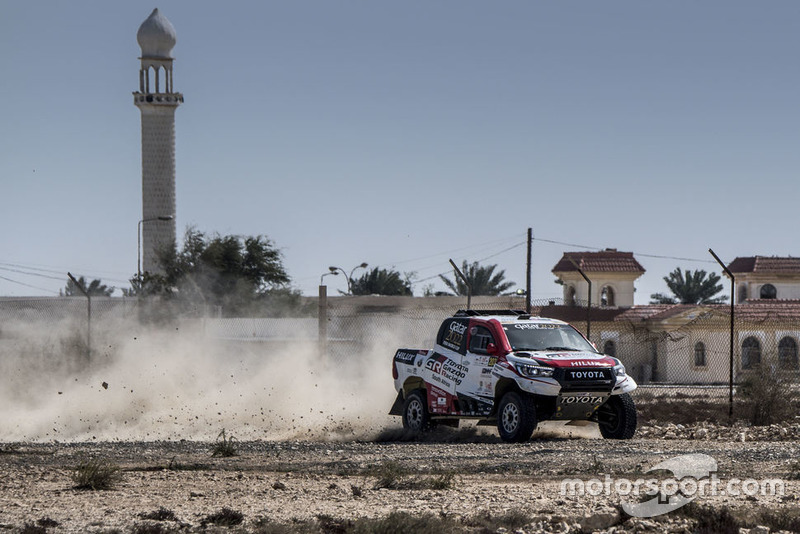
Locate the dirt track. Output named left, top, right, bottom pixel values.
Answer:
left=0, top=422, right=798, bottom=533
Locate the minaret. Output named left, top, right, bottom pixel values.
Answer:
left=134, top=8, right=183, bottom=276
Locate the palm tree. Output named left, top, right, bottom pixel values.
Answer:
left=63, top=276, right=114, bottom=297
left=439, top=261, right=515, bottom=296
left=650, top=268, right=727, bottom=304
left=350, top=267, right=413, bottom=296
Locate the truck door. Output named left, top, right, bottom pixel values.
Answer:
left=458, top=325, right=497, bottom=416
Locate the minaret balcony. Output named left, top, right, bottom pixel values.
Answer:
left=133, top=92, right=184, bottom=105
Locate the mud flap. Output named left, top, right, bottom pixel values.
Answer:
left=388, top=390, right=405, bottom=416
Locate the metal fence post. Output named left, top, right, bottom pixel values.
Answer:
left=709, top=248, right=735, bottom=419
left=67, top=272, right=91, bottom=360
left=318, top=284, right=328, bottom=360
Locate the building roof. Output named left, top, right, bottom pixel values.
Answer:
left=727, top=256, right=800, bottom=274
left=615, top=304, right=679, bottom=322
left=552, top=249, right=645, bottom=274
left=731, top=300, right=800, bottom=321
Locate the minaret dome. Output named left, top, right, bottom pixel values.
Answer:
left=137, top=8, right=177, bottom=59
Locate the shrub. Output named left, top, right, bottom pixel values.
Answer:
left=210, top=429, right=238, bottom=457
left=71, top=457, right=121, bottom=490
left=350, top=511, right=459, bottom=534
left=201, top=507, right=244, bottom=527
left=738, top=366, right=798, bottom=425
left=138, top=508, right=178, bottom=521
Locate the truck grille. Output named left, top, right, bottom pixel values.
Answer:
left=554, top=368, right=615, bottom=392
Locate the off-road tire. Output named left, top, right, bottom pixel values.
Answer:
left=497, top=391, right=538, bottom=442
left=401, top=390, right=433, bottom=432
left=597, top=393, right=637, bottom=439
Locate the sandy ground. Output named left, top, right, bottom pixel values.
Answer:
left=0, top=422, right=797, bottom=533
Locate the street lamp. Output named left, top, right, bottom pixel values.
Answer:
left=328, top=262, right=368, bottom=294
left=138, top=215, right=174, bottom=281
left=320, top=271, right=338, bottom=285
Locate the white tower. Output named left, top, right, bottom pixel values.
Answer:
left=134, top=8, right=183, bottom=276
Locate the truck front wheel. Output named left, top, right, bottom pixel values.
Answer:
left=597, top=393, right=637, bottom=439
left=497, top=391, right=537, bottom=442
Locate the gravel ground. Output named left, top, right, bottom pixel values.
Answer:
left=1, top=421, right=798, bottom=533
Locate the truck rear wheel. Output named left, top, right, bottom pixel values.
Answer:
left=597, top=393, right=637, bottom=439
left=497, top=391, right=537, bottom=442
left=401, top=390, right=433, bottom=432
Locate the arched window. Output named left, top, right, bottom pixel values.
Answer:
left=779, top=337, right=798, bottom=370
left=694, top=342, right=706, bottom=367
left=566, top=286, right=576, bottom=307
left=603, top=340, right=617, bottom=358
left=742, top=337, right=761, bottom=369
left=600, top=286, right=615, bottom=307
left=760, top=284, right=777, bottom=299
left=738, top=283, right=748, bottom=303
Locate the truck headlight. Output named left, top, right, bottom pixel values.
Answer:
left=614, top=363, right=626, bottom=377
left=516, top=364, right=554, bottom=378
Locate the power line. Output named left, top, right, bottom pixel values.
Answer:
left=532, top=237, right=716, bottom=264
left=0, top=265, right=65, bottom=281
left=0, top=274, right=60, bottom=294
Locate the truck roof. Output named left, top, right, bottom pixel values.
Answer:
left=452, top=309, right=568, bottom=326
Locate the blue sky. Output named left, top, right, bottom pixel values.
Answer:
left=2, top=1, right=799, bottom=302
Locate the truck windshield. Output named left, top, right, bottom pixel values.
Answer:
left=502, top=323, right=599, bottom=353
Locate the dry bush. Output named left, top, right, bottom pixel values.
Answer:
left=201, top=507, right=244, bottom=527
left=71, top=457, right=121, bottom=490
left=210, top=428, right=238, bottom=457
left=738, top=366, right=799, bottom=425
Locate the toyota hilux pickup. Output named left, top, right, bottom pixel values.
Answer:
left=389, top=310, right=637, bottom=442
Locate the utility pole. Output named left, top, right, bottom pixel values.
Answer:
left=526, top=228, right=532, bottom=313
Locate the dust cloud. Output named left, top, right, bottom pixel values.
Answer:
left=0, top=317, right=399, bottom=442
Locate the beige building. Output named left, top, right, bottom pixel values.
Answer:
left=545, top=252, right=800, bottom=384
left=551, top=249, right=645, bottom=308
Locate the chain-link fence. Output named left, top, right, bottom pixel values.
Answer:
left=2, top=295, right=799, bottom=392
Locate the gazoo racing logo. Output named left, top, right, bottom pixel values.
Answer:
left=425, top=354, right=467, bottom=386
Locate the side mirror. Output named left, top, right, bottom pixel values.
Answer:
left=486, top=343, right=498, bottom=355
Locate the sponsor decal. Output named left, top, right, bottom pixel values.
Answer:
left=560, top=395, right=605, bottom=405
left=570, top=359, right=606, bottom=366
left=394, top=351, right=417, bottom=365
left=567, top=369, right=609, bottom=380
left=509, top=323, right=560, bottom=330
left=442, top=320, right=467, bottom=350
left=425, top=354, right=467, bottom=386
left=488, top=356, right=498, bottom=367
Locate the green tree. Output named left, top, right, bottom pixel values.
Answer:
left=63, top=276, right=114, bottom=297
left=131, top=227, right=293, bottom=314
left=350, top=267, right=413, bottom=296
left=438, top=261, right=515, bottom=296
left=650, top=267, right=727, bottom=304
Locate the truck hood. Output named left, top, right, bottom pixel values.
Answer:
left=511, top=350, right=616, bottom=368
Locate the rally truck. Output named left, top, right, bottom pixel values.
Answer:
left=389, top=310, right=637, bottom=442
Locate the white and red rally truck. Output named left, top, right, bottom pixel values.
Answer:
left=389, top=310, right=637, bottom=442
